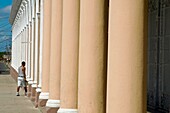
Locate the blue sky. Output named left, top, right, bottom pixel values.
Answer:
left=0, top=0, right=12, bottom=52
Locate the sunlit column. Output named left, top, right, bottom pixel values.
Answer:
left=58, top=0, right=79, bottom=113
left=30, top=0, right=36, bottom=101
left=27, top=0, right=32, bottom=83
left=37, top=0, right=44, bottom=90
left=46, top=0, right=62, bottom=112
left=78, top=0, right=108, bottom=113
left=106, top=0, right=148, bottom=113
left=34, top=0, right=41, bottom=107
left=38, top=0, right=51, bottom=107
left=33, top=0, right=40, bottom=86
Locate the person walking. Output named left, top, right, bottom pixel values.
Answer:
left=16, top=61, right=27, bottom=96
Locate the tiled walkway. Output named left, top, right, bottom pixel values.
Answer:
left=0, top=75, right=42, bottom=113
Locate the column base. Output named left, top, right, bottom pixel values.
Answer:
left=46, top=99, right=60, bottom=113
left=30, top=85, right=36, bottom=102
left=46, top=107, right=59, bottom=113
left=38, top=92, right=49, bottom=107
left=39, top=99, right=48, bottom=107
left=35, top=91, right=41, bottom=108
left=28, top=80, right=34, bottom=98
left=57, top=108, right=78, bottom=113
left=27, top=84, right=32, bottom=97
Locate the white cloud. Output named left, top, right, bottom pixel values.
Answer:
left=1, top=5, right=12, bottom=13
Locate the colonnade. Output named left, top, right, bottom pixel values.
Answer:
left=10, top=0, right=148, bottom=113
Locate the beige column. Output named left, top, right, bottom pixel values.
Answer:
left=57, top=0, right=79, bottom=113
left=46, top=0, right=62, bottom=112
left=78, top=0, right=108, bottom=113
left=106, top=0, right=148, bottom=113
left=38, top=0, right=51, bottom=107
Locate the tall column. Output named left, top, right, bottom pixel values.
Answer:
left=25, top=2, right=29, bottom=76
left=27, top=0, right=32, bottom=97
left=26, top=25, right=29, bottom=77
left=34, top=0, right=40, bottom=87
left=57, top=0, right=79, bottom=113
left=46, top=0, right=62, bottom=112
left=38, top=0, right=44, bottom=90
left=30, top=17, right=36, bottom=101
left=21, top=29, right=24, bottom=61
left=29, top=0, right=36, bottom=88
left=38, top=0, right=51, bottom=107
left=106, top=0, right=147, bottom=113
left=24, top=27, right=27, bottom=62
left=27, top=21, right=32, bottom=97
left=36, top=0, right=44, bottom=108
left=30, top=0, right=36, bottom=101
left=34, top=0, right=41, bottom=107
left=33, top=0, right=39, bottom=86
left=78, top=0, right=108, bottom=113
left=26, top=23, right=30, bottom=79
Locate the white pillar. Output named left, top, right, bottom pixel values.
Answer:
left=30, top=0, right=36, bottom=83
left=38, top=0, right=44, bottom=89
left=33, top=0, right=40, bottom=86
left=27, top=0, right=32, bottom=81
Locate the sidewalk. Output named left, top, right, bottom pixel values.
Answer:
left=0, top=74, right=42, bottom=113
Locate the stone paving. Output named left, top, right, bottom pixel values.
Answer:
left=0, top=75, right=42, bottom=113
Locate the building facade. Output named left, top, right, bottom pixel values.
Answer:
left=9, top=0, right=149, bottom=113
